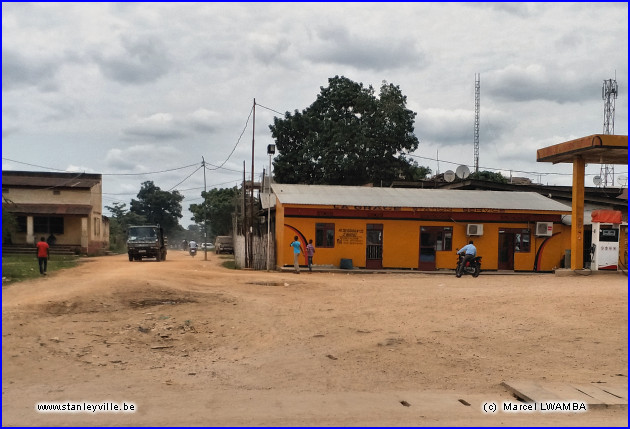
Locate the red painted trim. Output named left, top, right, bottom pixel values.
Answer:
left=283, top=207, right=562, bottom=223
left=284, top=224, right=308, bottom=265
left=598, top=265, right=618, bottom=270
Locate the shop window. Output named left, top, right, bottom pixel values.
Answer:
left=316, top=223, right=335, bottom=248
left=16, top=216, right=27, bottom=233
left=34, top=216, right=64, bottom=234
left=514, top=230, right=531, bottom=252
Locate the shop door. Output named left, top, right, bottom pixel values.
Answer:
left=366, top=224, right=383, bottom=269
left=498, top=230, right=515, bottom=270
left=418, top=226, right=440, bottom=271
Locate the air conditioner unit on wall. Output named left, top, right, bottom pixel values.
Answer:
left=466, top=224, right=484, bottom=236
left=536, top=222, right=553, bottom=237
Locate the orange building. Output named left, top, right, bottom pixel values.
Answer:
left=273, top=184, right=572, bottom=272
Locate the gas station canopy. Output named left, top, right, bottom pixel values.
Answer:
left=536, top=134, right=627, bottom=271
left=537, top=134, right=627, bottom=164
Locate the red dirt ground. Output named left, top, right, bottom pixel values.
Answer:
left=2, top=251, right=627, bottom=426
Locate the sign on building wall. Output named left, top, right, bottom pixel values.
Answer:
left=337, top=228, right=364, bottom=245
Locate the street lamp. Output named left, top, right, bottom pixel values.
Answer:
left=266, top=144, right=275, bottom=271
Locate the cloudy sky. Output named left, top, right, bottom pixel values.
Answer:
left=2, top=2, right=628, bottom=226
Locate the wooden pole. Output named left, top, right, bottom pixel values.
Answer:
left=250, top=99, right=256, bottom=268
left=202, top=157, right=207, bottom=261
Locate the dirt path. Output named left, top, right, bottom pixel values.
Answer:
left=2, top=251, right=627, bottom=426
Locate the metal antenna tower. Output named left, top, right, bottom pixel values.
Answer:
left=600, top=77, right=618, bottom=187
left=473, top=73, right=480, bottom=173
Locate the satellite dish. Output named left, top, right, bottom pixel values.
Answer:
left=593, top=176, right=602, bottom=186
left=455, top=165, right=470, bottom=179
left=444, top=170, right=456, bottom=182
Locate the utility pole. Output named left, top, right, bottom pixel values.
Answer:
left=249, top=98, right=256, bottom=269
left=243, top=161, right=247, bottom=267
left=202, top=156, right=208, bottom=261
left=266, top=144, right=275, bottom=271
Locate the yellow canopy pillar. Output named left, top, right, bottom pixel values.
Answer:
left=571, top=157, right=585, bottom=270
left=536, top=134, right=628, bottom=272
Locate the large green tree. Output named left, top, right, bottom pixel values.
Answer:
left=105, top=202, right=148, bottom=252
left=129, top=181, right=184, bottom=235
left=189, top=186, right=238, bottom=238
left=270, top=76, right=426, bottom=186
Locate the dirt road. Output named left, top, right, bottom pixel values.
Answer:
left=2, top=251, right=627, bottom=426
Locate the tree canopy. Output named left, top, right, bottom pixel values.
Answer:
left=189, top=186, right=238, bottom=238
left=104, top=202, right=148, bottom=252
left=270, top=76, right=426, bottom=186
left=468, top=170, right=508, bottom=183
left=129, top=181, right=183, bottom=234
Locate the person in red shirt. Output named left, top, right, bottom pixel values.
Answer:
left=36, top=236, right=49, bottom=275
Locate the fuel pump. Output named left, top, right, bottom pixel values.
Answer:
left=590, top=210, right=622, bottom=271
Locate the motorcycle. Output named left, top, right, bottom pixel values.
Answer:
left=455, top=254, right=482, bottom=278
left=189, top=247, right=197, bottom=257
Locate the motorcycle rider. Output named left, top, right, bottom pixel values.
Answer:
left=189, top=239, right=198, bottom=255
left=457, top=240, right=477, bottom=271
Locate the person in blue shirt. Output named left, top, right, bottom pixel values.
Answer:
left=457, top=240, right=477, bottom=269
left=290, top=236, right=303, bottom=274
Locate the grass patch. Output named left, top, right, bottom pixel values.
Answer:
left=2, top=254, right=80, bottom=285
left=221, top=259, right=236, bottom=270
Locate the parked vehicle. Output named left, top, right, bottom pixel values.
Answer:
left=127, top=225, right=167, bottom=262
left=214, top=236, right=234, bottom=254
left=200, top=242, right=214, bottom=250
left=455, top=254, right=482, bottom=277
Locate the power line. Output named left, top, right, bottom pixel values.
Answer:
left=2, top=157, right=200, bottom=176
left=167, top=164, right=203, bottom=192
left=257, top=103, right=285, bottom=116
left=2, top=158, right=69, bottom=172
left=405, top=153, right=600, bottom=177
left=211, top=104, right=254, bottom=170
left=204, top=162, right=242, bottom=174
left=102, top=164, right=199, bottom=176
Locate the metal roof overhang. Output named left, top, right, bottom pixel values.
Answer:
left=3, top=203, right=92, bottom=215
left=536, top=134, right=627, bottom=164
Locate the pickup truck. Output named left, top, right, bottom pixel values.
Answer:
left=214, top=236, right=234, bottom=254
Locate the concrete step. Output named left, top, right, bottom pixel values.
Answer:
left=2, top=245, right=77, bottom=255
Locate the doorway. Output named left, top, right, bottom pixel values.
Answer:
left=418, top=226, right=441, bottom=271
left=366, top=224, right=383, bottom=269
left=498, top=230, right=515, bottom=270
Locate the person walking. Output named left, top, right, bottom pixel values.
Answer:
left=36, top=236, right=49, bottom=275
left=290, top=236, right=303, bottom=274
left=306, top=239, right=315, bottom=272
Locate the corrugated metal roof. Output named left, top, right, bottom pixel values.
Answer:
left=271, top=184, right=571, bottom=212
left=2, top=171, right=101, bottom=189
